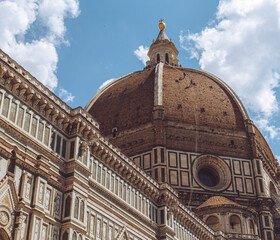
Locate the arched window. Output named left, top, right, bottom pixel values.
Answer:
left=206, top=215, right=219, bottom=231
left=157, top=54, right=160, bottom=63
left=72, top=232, right=77, bottom=240
left=249, top=220, right=255, bottom=235
left=230, top=215, right=242, bottom=233
left=64, top=196, right=71, bottom=217
left=165, top=53, right=169, bottom=63
left=63, top=231, right=68, bottom=240
left=74, top=197, right=79, bottom=219
left=79, top=200, right=85, bottom=221
left=78, top=235, right=83, bottom=240
left=112, top=127, right=117, bottom=138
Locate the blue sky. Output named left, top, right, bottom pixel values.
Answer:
left=0, top=0, right=280, bottom=159
left=56, top=0, right=219, bottom=106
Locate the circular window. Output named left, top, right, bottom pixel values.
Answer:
left=193, top=155, right=231, bottom=192
left=198, top=167, right=219, bottom=187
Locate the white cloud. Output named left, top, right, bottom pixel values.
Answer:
left=0, top=0, right=79, bottom=94
left=98, top=78, right=116, bottom=90
left=180, top=0, right=280, bottom=138
left=59, top=88, right=75, bottom=102
left=7, top=40, right=58, bottom=89
left=38, top=0, right=80, bottom=43
left=134, top=45, right=149, bottom=65
left=255, top=117, right=280, bottom=140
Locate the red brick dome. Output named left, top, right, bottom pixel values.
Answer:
left=86, top=64, right=253, bottom=159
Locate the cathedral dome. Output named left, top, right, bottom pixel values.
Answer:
left=86, top=62, right=252, bottom=159
left=85, top=21, right=256, bottom=159
left=84, top=20, right=280, bottom=169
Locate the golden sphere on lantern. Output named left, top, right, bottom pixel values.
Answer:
left=158, top=19, right=166, bottom=31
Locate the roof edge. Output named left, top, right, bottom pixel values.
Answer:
left=85, top=70, right=144, bottom=111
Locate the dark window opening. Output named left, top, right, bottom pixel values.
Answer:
left=161, top=148, right=164, bottom=163
left=155, top=209, right=158, bottom=223
left=160, top=209, right=164, bottom=224
left=62, top=139, right=67, bottom=158
left=161, top=168, right=165, bottom=182
left=264, top=216, right=270, bottom=227
left=154, top=149, right=158, bottom=164
left=165, top=53, right=169, bottom=63
left=50, top=132, right=55, bottom=150
left=259, top=179, right=264, bottom=192
left=64, top=196, right=71, bottom=217
left=70, top=141, right=75, bottom=159
left=63, top=231, right=68, bottom=240
left=56, top=135, right=61, bottom=154
left=198, top=167, right=219, bottom=187
left=155, top=169, right=158, bottom=181
left=256, top=160, right=261, bottom=174
left=157, top=54, right=160, bottom=63
left=267, top=231, right=272, bottom=240
left=112, top=128, right=117, bottom=138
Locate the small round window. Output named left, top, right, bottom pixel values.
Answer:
left=193, top=155, right=231, bottom=192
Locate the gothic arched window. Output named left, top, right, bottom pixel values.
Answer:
left=249, top=220, right=255, bottom=234
left=74, top=197, right=79, bottom=219
left=64, top=196, right=71, bottom=217
left=62, top=231, right=68, bottom=240
left=72, top=232, right=77, bottom=240
left=79, top=200, right=85, bottom=221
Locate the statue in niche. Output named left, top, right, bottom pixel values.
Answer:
left=38, top=182, right=44, bottom=204
left=103, top=223, right=107, bottom=239
left=45, top=189, right=51, bottom=210
left=78, top=141, right=88, bottom=163
left=53, top=229, right=58, bottom=240
left=20, top=215, right=27, bottom=239
left=90, top=216, right=94, bottom=234
left=34, top=219, right=40, bottom=239
left=109, top=227, right=112, bottom=240
left=54, top=194, right=61, bottom=216
left=41, top=225, right=47, bottom=240
left=25, top=177, right=32, bottom=199
left=96, top=219, right=101, bottom=238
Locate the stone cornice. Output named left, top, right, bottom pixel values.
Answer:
left=0, top=50, right=99, bottom=142
left=0, top=130, right=65, bottom=190
left=0, top=117, right=65, bottom=167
